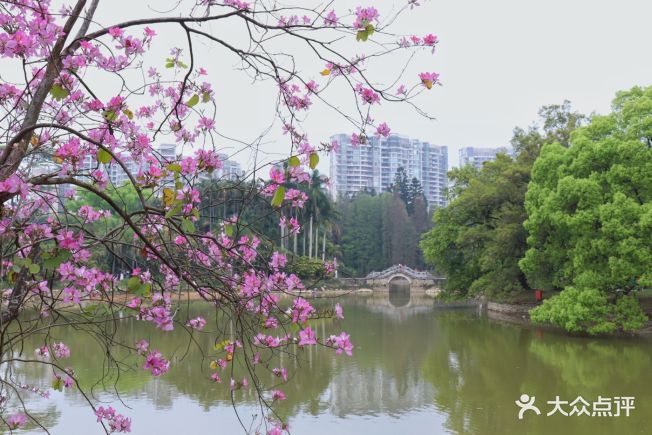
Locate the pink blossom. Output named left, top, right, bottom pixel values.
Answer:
left=7, top=413, right=27, bottom=429
left=324, top=10, right=338, bottom=27
left=298, top=326, right=317, bottom=346
left=270, top=252, right=287, bottom=269
left=210, top=373, right=221, bottom=383
left=197, top=116, right=215, bottom=131
left=330, top=332, right=354, bottom=356
left=269, top=167, right=285, bottom=184
left=419, top=72, right=440, bottom=89
left=375, top=122, right=391, bottom=137
left=335, top=303, right=344, bottom=319
left=135, top=339, right=149, bottom=354
left=143, top=350, right=170, bottom=376
left=187, top=316, right=206, bottom=331
left=353, top=6, right=379, bottom=29
left=95, top=407, right=131, bottom=433
left=271, top=389, right=286, bottom=401
left=291, top=297, right=315, bottom=323
left=53, top=342, right=70, bottom=359
left=355, top=84, right=380, bottom=105
left=272, top=367, right=288, bottom=381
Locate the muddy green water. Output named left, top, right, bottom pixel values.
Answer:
left=10, top=287, right=652, bottom=434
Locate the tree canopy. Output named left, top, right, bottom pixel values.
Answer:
left=523, top=86, right=652, bottom=333
left=421, top=102, right=585, bottom=298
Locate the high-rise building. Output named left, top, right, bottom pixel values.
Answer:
left=198, top=153, right=244, bottom=182
left=80, top=144, right=244, bottom=186
left=458, top=146, right=511, bottom=169
left=329, top=133, right=448, bottom=209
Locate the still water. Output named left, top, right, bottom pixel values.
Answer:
left=12, top=284, right=652, bottom=434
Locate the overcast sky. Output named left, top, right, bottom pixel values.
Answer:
left=93, top=0, right=652, bottom=171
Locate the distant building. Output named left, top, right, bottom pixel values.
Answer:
left=458, top=146, right=512, bottom=169
left=79, top=144, right=244, bottom=186
left=329, top=133, right=448, bottom=209
left=198, top=153, right=244, bottom=182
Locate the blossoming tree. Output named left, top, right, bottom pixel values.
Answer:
left=0, top=0, right=440, bottom=432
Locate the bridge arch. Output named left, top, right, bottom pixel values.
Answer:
left=387, top=273, right=412, bottom=284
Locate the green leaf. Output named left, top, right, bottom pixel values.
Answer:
left=187, top=94, right=200, bottom=108
left=97, top=148, right=112, bottom=164
left=288, top=156, right=301, bottom=167
left=127, top=276, right=141, bottom=292
left=50, top=84, right=69, bottom=101
left=167, top=163, right=182, bottom=173
left=165, top=203, right=182, bottom=219
left=43, top=251, right=71, bottom=271
left=103, top=110, right=117, bottom=122
left=224, top=224, right=234, bottom=237
left=52, top=377, right=63, bottom=392
left=181, top=218, right=195, bottom=233
left=271, top=186, right=285, bottom=208
left=356, top=23, right=375, bottom=42
left=28, top=264, right=40, bottom=274
left=309, top=152, right=319, bottom=169
left=178, top=61, right=188, bottom=69
left=202, top=92, right=211, bottom=103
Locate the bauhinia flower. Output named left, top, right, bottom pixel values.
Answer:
left=419, top=72, right=440, bottom=89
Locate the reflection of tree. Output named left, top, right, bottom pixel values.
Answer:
left=15, top=301, right=652, bottom=435
left=420, top=312, right=652, bottom=435
left=528, top=339, right=650, bottom=390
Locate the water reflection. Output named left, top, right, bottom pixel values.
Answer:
left=8, top=295, right=652, bottom=435
left=388, top=280, right=411, bottom=308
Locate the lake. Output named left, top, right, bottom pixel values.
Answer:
left=10, top=286, right=652, bottom=434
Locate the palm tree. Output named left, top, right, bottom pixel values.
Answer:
left=301, top=171, right=337, bottom=259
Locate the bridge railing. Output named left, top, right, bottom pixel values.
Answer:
left=365, top=265, right=441, bottom=280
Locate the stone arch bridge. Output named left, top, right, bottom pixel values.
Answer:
left=364, top=265, right=444, bottom=289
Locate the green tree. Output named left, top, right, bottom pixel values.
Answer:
left=522, top=86, right=652, bottom=333
left=421, top=102, right=586, bottom=297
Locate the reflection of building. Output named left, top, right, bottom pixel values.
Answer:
left=329, top=133, right=448, bottom=209
left=458, top=146, right=512, bottom=169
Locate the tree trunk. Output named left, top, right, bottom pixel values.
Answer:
left=293, top=231, right=297, bottom=255
left=308, top=215, right=313, bottom=258
left=322, top=230, right=326, bottom=261
left=314, top=226, right=319, bottom=258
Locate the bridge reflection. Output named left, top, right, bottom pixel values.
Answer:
left=388, top=280, right=410, bottom=307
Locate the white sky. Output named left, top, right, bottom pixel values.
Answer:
left=88, top=0, right=652, bottom=170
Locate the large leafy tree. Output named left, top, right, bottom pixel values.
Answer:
left=0, top=0, right=441, bottom=432
left=421, top=103, right=585, bottom=297
left=523, top=86, right=652, bottom=334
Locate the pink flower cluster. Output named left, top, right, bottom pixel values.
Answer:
left=53, top=342, right=70, bottom=359
left=6, top=413, right=27, bottom=429
left=353, top=6, right=379, bottom=29
left=187, top=316, right=206, bottom=331
left=223, top=0, right=250, bottom=11
left=419, top=72, right=440, bottom=89
left=355, top=84, right=381, bottom=105
left=95, top=406, right=132, bottom=433
left=375, top=122, right=391, bottom=137
left=143, top=350, right=170, bottom=376
left=328, top=332, right=354, bottom=356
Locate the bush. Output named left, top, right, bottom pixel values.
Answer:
left=286, top=256, right=326, bottom=280
left=529, top=287, right=647, bottom=334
